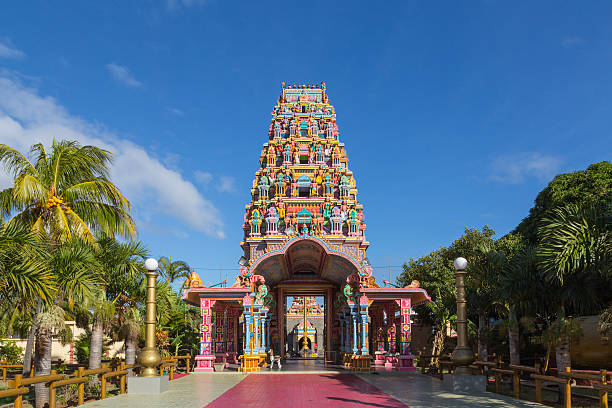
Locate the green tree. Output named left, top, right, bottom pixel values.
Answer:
left=158, top=256, right=190, bottom=285
left=119, top=306, right=142, bottom=375
left=398, top=247, right=456, bottom=361
left=515, top=161, right=612, bottom=243
left=88, top=237, right=148, bottom=369
left=0, top=140, right=136, bottom=407
left=537, top=203, right=611, bottom=371
left=0, top=141, right=136, bottom=243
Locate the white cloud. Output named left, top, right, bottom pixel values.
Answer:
left=105, top=63, right=142, bottom=88
left=166, top=107, right=184, bottom=116
left=0, top=74, right=225, bottom=239
left=194, top=171, right=235, bottom=193
left=218, top=176, right=236, bottom=193
left=194, top=170, right=213, bottom=185
left=562, top=36, right=583, bottom=48
left=166, top=0, right=208, bottom=11
left=0, top=39, right=25, bottom=59
left=489, top=152, right=563, bottom=184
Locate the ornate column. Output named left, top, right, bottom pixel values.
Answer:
left=278, top=287, right=285, bottom=357
left=359, top=295, right=369, bottom=355
left=345, top=311, right=351, bottom=353
left=350, top=305, right=358, bottom=355
left=253, top=309, right=260, bottom=354
left=398, top=298, right=416, bottom=371
left=194, top=298, right=215, bottom=372
left=243, top=302, right=252, bottom=355
left=338, top=314, right=344, bottom=353
left=260, top=309, right=268, bottom=353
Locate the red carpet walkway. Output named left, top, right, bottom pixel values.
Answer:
left=205, top=374, right=408, bottom=408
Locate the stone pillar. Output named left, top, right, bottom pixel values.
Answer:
left=244, top=305, right=252, bottom=355
left=260, top=309, right=268, bottom=353
left=360, top=295, right=369, bottom=355
left=339, top=314, right=344, bottom=353
left=194, top=298, right=215, bottom=372
left=345, top=312, right=351, bottom=353
left=326, top=288, right=333, bottom=351
left=350, top=305, right=358, bottom=355
left=277, top=287, right=285, bottom=357
left=253, top=310, right=261, bottom=354
left=398, top=298, right=416, bottom=371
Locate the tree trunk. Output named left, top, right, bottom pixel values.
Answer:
left=23, top=298, right=41, bottom=376
left=124, top=333, right=138, bottom=376
left=555, top=339, right=571, bottom=405
left=508, top=308, right=520, bottom=364
left=430, top=328, right=445, bottom=368
left=89, top=319, right=104, bottom=369
left=34, top=327, right=52, bottom=408
left=555, top=339, right=571, bottom=373
left=478, top=313, right=488, bottom=361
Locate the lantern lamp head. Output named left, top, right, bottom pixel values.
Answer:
left=144, top=258, right=159, bottom=272
left=453, top=257, right=468, bottom=271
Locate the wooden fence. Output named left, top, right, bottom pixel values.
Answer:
left=417, top=355, right=611, bottom=408
left=0, top=354, right=191, bottom=408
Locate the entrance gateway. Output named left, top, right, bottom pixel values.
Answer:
left=181, top=82, right=431, bottom=372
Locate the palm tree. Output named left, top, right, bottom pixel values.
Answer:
left=33, top=305, right=67, bottom=408
left=119, top=306, right=142, bottom=376
left=498, top=245, right=544, bottom=364
left=0, top=141, right=136, bottom=406
left=467, top=243, right=505, bottom=361
left=0, top=221, right=53, bottom=375
left=0, top=141, right=136, bottom=243
left=87, top=237, right=148, bottom=369
left=158, top=256, right=190, bottom=285
left=538, top=203, right=610, bottom=372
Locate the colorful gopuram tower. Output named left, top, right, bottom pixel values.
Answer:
left=183, top=82, right=431, bottom=373
left=241, top=82, right=369, bottom=262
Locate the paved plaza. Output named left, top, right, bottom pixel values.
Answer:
left=84, top=368, right=546, bottom=408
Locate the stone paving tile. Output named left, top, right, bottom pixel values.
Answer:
left=358, top=372, right=545, bottom=408
left=82, top=370, right=549, bottom=408
left=84, top=373, right=245, bottom=408
left=206, top=374, right=408, bottom=408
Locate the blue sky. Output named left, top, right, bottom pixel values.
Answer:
left=1, top=1, right=611, bottom=286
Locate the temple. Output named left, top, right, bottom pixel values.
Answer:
left=182, top=82, right=430, bottom=372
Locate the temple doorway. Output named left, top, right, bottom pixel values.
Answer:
left=285, top=296, right=324, bottom=359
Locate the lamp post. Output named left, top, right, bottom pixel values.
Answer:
left=136, top=258, right=163, bottom=377
left=451, top=257, right=474, bottom=375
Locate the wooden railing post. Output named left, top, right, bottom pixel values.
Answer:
left=13, top=374, right=23, bottom=408
left=49, top=383, right=57, bottom=408
left=77, top=366, right=85, bottom=406
left=100, top=363, right=107, bottom=399
left=2, top=365, right=6, bottom=382
left=513, top=367, right=520, bottom=399
left=535, top=363, right=542, bottom=404
left=601, top=369, right=608, bottom=408
left=564, top=366, right=572, bottom=408
left=494, top=371, right=500, bottom=394
left=120, top=362, right=126, bottom=394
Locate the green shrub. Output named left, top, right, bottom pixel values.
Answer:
left=0, top=342, right=24, bottom=364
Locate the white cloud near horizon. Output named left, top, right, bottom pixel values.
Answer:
left=194, top=171, right=236, bottom=193
left=166, top=0, right=208, bottom=11
left=562, top=36, right=584, bottom=48
left=489, top=152, right=563, bottom=184
left=0, top=38, right=25, bottom=59
left=0, top=73, right=225, bottom=239
left=106, top=63, right=142, bottom=88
